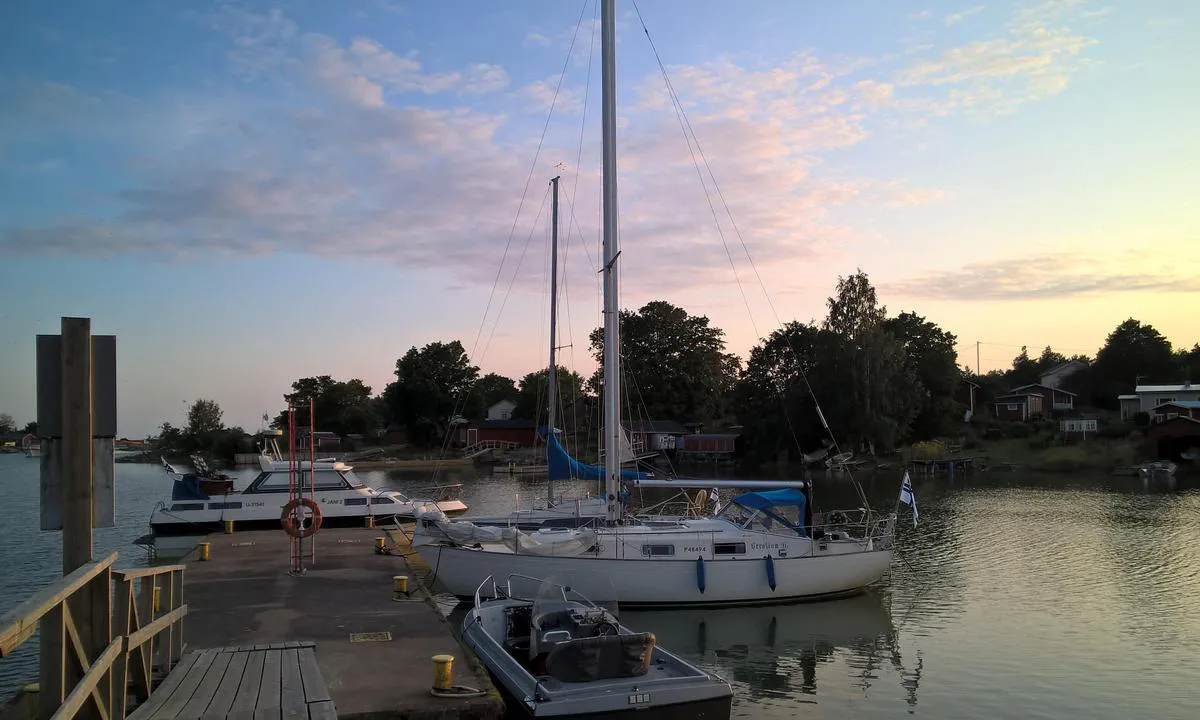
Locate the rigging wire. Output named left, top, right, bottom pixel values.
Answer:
left=630, top=0, right=870, bottom=508
left=428, top=1, right=594, bottom=476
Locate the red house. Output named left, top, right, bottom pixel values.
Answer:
left=992, top=391, right=1044, bottom=421
left=1008, top=383, right=1076, bottom=413
left=476, top=419, right=538, bottom=447
left=1150, top=401, right=1200, bottom=423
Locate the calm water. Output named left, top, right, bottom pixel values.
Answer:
left=2, top=453, right=1199, bottom=719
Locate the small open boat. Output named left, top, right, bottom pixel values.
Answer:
left=462, top=574, right=732, bottom=718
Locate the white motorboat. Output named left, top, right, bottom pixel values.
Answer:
left=142, top=453, right=467, bottom=560
left=462, top=573, right=732, bottom=718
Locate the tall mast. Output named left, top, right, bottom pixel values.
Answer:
left=600, top=0, right=621, bottom=525
left=547, top=175, right=560, bottom=505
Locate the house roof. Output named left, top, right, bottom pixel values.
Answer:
left=1152, top=400, right=1200, bottom=410
left=480, top=419, right=536, bottom=429
left=1040, top=360, right=1086, bottom=376
left=1010, top=383, right=1077, bottom=396
left=1117, top=394, right=1139, bottom=400
left=629, top=419, right=689, bottom=434
left=1135, top=383, right=1198, bottom=393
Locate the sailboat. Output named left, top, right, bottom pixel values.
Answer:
left=412, top=0, right=897, bottom=607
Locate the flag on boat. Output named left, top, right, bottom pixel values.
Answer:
left=161, top=457, right=178, bottom=475
left=899, top=472, right=918, bottom=527
left=709, top=487, right=721, bottom=513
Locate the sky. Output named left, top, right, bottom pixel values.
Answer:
left=1, top=0, right=1197, bottom=437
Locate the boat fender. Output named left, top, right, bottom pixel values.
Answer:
left=280, top=498, right=323, bottom=539
left=696, top=556, right=706, bottom=594
left=765, top=555, right=777, bottom=591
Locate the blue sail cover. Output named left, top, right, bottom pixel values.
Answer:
left=545, top=431, right=649, bottom=483
left=732, top=488, right=808, bottom=512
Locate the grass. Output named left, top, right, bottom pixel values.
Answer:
left=975, top=437, right=1142, bottom=473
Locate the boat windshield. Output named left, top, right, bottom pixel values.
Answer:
left=530, top=572, right=619, bottom=622
left=717, top=488, right=808, bottom=534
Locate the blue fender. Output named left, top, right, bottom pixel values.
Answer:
left=696, top=556, right=706, bottom=594
left=765, top=555, right=777, bottom=591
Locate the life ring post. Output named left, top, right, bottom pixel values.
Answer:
left=281, top=498, right=324, bottom=539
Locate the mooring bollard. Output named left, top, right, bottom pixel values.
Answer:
left=393, top=575, right=409, bottom=601
left=365, top=515, right=375, bottom=528
left=199, top=542, right=211, bottom=561
left=432, top=654, right=454, bottom=691
left=224, top=519, right=234, bottom=534
left=374, top=536, right=386, bottom=554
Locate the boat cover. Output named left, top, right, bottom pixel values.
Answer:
left=546, top=432, right=649, bottom=483
left=170, top=474, right=210, bottom=501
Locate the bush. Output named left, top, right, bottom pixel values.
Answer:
left=1028, top=437, right=1051, bottom=450
left=1097, top=422, right=1136, bottom=439
left=910, top=440, right=948, bottom=461
left=1002, top=423, right=1031, bottom=439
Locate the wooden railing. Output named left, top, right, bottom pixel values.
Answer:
left=0, top=554, right=187, bottom=720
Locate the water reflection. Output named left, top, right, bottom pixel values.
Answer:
left=622, top=592, right=917, bottom=714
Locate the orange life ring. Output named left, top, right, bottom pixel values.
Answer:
left=280, top=498, right=323, bottom=538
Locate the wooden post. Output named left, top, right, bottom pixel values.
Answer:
left=40, top=317, right=98, bottom=720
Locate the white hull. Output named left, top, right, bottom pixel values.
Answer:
left=151, top=489, right=466, bottom=528
left=418, top=542, right=892, bottom=606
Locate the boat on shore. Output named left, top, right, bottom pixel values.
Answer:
left=462, top=573, right=732, bottom=718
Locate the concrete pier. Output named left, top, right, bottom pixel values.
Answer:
left=180, top=527, right=504, bottom=719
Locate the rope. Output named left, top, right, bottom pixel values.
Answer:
left=430, top=685, right=486, bottom=699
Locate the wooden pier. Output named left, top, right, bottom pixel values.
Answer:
left=2, top=317, right=502, bottom=720
left=178, top=527, right=503, bottom=720
left=904, top=455, right=983, bottom=477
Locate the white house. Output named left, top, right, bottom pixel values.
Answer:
left=1122, top=383, right=1200, bottom=417
left=1039, top=360, right=1086, bottom=389
left=485, top=399, right=517, bottom=421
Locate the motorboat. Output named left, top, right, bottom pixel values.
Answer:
left=141, top=453, right=467, bottom=560
left=461, top=573, right=732, bottom=718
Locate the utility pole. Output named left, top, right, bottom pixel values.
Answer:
left=976, top=341, right=981, bottom=376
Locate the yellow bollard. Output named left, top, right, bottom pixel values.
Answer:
left=199, top=542, right=211, bottom=561
left=374, top=537, right=386, bottom=554
left=432, top=654, right=454, bottom=691
left=224, top=519, right=235, bottom=534
left=393, top=575, right=409, bottom=601
left=152, top=586, right=161, bottom=613
left=365, top=515, right=376, bottom=529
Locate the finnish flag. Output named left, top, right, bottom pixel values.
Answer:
left=899, top=472, right=918, bottom=527
left=161, top=457, right=179, bottom=475
left=709, top=487, right=721, bottom=513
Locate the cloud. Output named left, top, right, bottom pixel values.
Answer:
left=945, top=6, right=986, bottom=27
left=892, top=0, right=1098, bottom=117
left=525, top=32, right=553, bottom=47
left=885, top=250, right=1200, bottom=300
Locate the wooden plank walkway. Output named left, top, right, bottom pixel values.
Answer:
left=127, top=641, right=336, bottom=720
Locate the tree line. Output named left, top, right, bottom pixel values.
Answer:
left=149, top=270, right=1198, bottom=462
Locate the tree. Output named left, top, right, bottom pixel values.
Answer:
left=275, top=376, right=379, bottom=436
left=883, top=312, right=962, bottom=440
left=0, top=413, right=13, bottom=434
left=470, top=373, right=519, bottom=418
left=186, top=399, right=224, bottom=436
left=513, top=367, right=587, bottom=421
left=587, top=300, right=741, bottom=422
left=734, top=321, right=844, bottom=460
left=820, top=271, right=921, bottom=450
left=823, top=269, right=886, bottom=341
left=1036, top=346, right=1068, bottom=374
left=21, top=421, right=36, bottom=435
left=1092, top=319, right=1177, bottom=407
left=382, top=340, right=479, bottom=447
left=1176, top=343, right=1200, bottom=383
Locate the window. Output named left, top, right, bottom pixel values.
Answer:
left=208, top=501, right=243, bottom=510
left=641, top=544, right=675, bottom=557
left=713, top=542, right=746, bottom=555
left=311, top=470, right=349, bottom=490
left=1006, top=403, right=1019, bottom=411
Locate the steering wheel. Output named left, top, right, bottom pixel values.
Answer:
left=593, top=621, right=618, bottom=637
